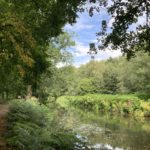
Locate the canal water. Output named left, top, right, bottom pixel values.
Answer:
left=54, top=107, right=150, bottom=150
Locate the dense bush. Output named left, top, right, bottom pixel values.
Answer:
left=57, top=94, right=150, bottom=118
left=6, top=100, right=86, bottom=150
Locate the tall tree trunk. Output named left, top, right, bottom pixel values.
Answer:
left=26, top=85, right=32, bottom=99
left=2, top=92, right=4, bottom=100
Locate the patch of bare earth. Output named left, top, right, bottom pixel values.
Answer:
left=0, top=104, right=9, bottom=150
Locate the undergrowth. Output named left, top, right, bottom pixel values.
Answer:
left=6, top=99, right=87, bottom=150
left=57, top=94, right=150, bottom=119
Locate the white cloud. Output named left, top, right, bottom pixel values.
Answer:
left=72, top=49, right=122, bottom=68
left=137, top=15, right=146, bottom=25
left=72, top=44, right=122, bottom=68
left=95, top=50, right=122, bottom=60
left=108, top=17, right=114, bottom=28
left=72, top=41, right=89, bottom=57
left=56, top=62, right=66, bottom=68
left=91, top=39, right=98, bottom=43
left=108, top=11, right=117, bottom=28
left=73, top=59, right=89, bottom=68
left=65, top=22, right=94, bottom=31
left=72, top=40, right=122, bottom=58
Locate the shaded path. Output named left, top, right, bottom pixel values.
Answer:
left=0, top=104, right=9, bottom=150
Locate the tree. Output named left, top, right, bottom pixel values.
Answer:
left=118, top=52, right=150, bottom=94
left=0, top=0, right=82, bottom=98
left=101, top=69, right=119, bottom=94
left=96, top=0, right=150, bottom=58
left=77, top=78, right=95, bottom=95
left=77, top=60, right=106, bottom=94
left=35, top=33, right=75, bottom=101
left=0, top=5, right=35, bottom=69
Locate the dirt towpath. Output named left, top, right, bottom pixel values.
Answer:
left=0, top=104, right=9, bottom=150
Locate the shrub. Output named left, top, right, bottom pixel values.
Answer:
left=6, top=100, right=86, bottom=150
left=57, top=94, right=150, bottom=119
left=7, top=100, right=51, bottom=149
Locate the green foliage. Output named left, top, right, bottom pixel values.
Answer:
left=117, top=52, right=150, bottom=94
left=97, top=0, right=150, bottom=58
left=51, top=52, right=150, bottom=97
left=101, top=69, right=119, bottom=94
left=7, top=100, right=50, bottom=149
left=0, top=31, right=75, bottom=100
left=57, top=94, right=150, bottom=118
left=38, top=65, right=76, bottom=102
left=1, top=0, right=149, bottom=102
left=77, top=78, right=96, bottom=95
left=7, top=100, right=86, bottom=150
left=0, top=0, right=81, bottom=100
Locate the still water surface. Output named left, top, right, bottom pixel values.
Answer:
left=54, top=108, right=150, bottom=150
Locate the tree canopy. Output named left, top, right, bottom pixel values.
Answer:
left=96, top=0, right=150, bottom=58
left=0, top=0, right=82, bottom=98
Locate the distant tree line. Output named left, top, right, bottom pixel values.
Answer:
left=44, top=52, right=150, bottom=100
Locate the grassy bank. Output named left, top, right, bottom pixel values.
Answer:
left=6, top=99, right=87, bottom=150
left=57, top=94, right=150, bottom=119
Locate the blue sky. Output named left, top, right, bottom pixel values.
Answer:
left=63, top=7, right=122, bottom=67
left=62, top=2, right=145, bottom=67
